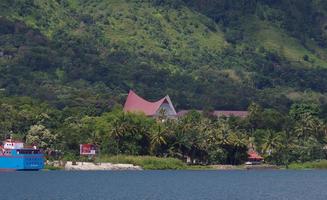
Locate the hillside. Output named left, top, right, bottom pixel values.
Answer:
left=1, top=0, right=327, bottom=114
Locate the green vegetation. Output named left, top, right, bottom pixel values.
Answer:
left=1, top=1, right=327, bottom=168
left=44, top=164, right=64, bottom=171
left=288, top=160, right=327, bottom=170
left=96, top=155, right=214, bottom=170
left=251, top=20, right=327, bottom=68
left=97, top=155, right=187, bottom=170
left=2, top=0, right=327, bottom=111
left=5, top=102, right=323, bottom=168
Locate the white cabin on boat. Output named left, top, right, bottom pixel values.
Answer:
left=3, top=140, right=24, bottom=149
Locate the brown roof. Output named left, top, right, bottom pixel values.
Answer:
left=177, top=110, right=248, bottom=118
left=212, top=111, right=249, bottom=118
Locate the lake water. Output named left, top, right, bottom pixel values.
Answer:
left=1, top=170, right=327, bottom=200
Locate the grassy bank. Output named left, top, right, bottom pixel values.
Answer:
left=44, top=164, right=64, bottom=171
left=97, top=155, right=187, bottom=170
left=288, top=160, right=327, bottom=170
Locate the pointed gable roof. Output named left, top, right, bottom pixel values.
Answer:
left=123, top=90, right=177, bottom=116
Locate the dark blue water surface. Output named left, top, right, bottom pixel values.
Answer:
left=1, top=170, right=327, bottom=200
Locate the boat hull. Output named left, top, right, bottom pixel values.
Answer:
left=0, top=155, right=44, bottom=171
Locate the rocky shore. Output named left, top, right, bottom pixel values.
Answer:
left=210, top=164, right=279, bottom=170
left=46, top=161, right=279, bottom=171
left=65, top=162, right=143, bottom=171
left=244, top=164, right=279, bottom=170
left=46, top=161, right=142, bottom=171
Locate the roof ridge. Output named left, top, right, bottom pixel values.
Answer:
left=124, top=90, right=176, bottom=116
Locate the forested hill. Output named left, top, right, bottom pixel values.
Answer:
left=1, top=0, right=327, bottom=114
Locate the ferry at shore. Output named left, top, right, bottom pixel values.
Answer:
left=0, top=139, right=44, bottom=171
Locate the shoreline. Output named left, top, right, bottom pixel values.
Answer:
left=45, top=161, right=280, bottom=171
left=46, top=161, right=143, bottom=171
left=65, top=161, right=143, bottom=171
left=45, top=158, right=327, bottom=171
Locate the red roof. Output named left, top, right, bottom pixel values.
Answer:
left=248, top=150, right=263, bottom=161
left=123, top=90, right=176, bottom=116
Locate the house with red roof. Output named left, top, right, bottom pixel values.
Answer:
left=246, top=150, right=264, bottom=165
left=123, top=90, right=177, bottom=119
left=123, top=90, right=248, bottom=120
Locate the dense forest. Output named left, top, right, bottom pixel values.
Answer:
left=1, top=0, right=327, bottom=165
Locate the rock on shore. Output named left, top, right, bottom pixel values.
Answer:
left=64, top=162, right=143, bottom=171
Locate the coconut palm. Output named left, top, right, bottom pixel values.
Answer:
left=168, top=123, right=190, bottom=159
left=261, top=129, right=282, bottom=156
left=150, top=123, right=169, bottom=155
left=294, top=113, right=323, bottom=140
left=109, top=113, right=141, bottom=155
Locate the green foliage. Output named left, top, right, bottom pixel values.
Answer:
left=0, top=93, right=326, bottom=167
left=26, top=124, right=57, bottom=152
left=97, top=155, right=186, bottom=170
left=289, top=160, right=327, bottom=170
left=2, top=0, right=327, bottom=113
left=44, top=164, right=63, bottom=170
left=1, top=0, right=327, bottom=167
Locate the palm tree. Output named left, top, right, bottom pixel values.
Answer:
left=294, top=123, right=310, bottom=140
left=109, top=114, right=135, bottom=158
left=168, top=123, right=189, bottom=160
left=224, top=130, right=248, bottom=165
left=294, top=113, right=323, bottom=140
left=278, top=129, right=296, bottom=168
left=150, top=123, right=168, bottom=156
left=171, top=114, right=206, bottom=163
left=228, top=132, right=247, bottom=149
left=261, top=129, right=282, bottom=156
left=209, top=119, right=232, bottom=146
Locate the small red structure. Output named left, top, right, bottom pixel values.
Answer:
left=80, top=144, right=96, bottom=155
left=247, top=150, right=264, bottom=165
left=123, top=90, right=177, bottom=118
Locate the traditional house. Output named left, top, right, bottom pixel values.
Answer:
left=246, top=150, right=264, bottom=165
left=123, top=90, right=177, bottom=119
left=123, top=90, right=248, bottom=120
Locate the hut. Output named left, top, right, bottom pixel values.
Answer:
left=246, top=150, right=264, bottom=165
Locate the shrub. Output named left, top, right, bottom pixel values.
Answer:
left=303, top=55, right=309, bottom=61
left=97, top=155, right=186, bottom=170
left=288, top=160, right=327, bottom=169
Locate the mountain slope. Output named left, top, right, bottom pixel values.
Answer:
left=1, top=0, right=327, bottom=113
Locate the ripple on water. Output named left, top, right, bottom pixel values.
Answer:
left=0, top=170, right=327, bottom=200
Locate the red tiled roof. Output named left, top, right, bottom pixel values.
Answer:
left=123, top=90, right=176, bottom=116
left=248, top=150, right=263, bottom=160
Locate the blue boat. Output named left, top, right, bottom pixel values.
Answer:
left=0, top=139, right=44, bottom=171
